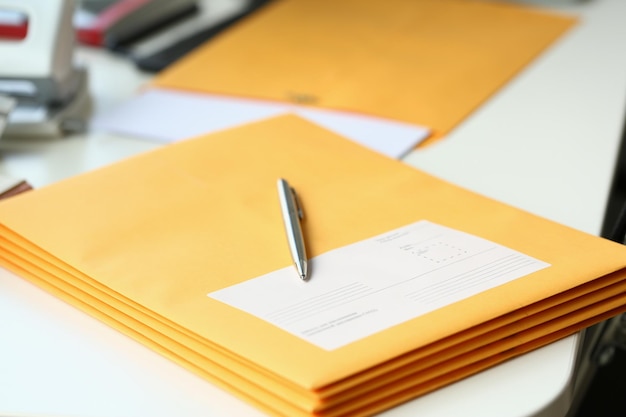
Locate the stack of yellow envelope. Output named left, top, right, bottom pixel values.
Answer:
left=1, top=115, right=626, bottom=416
left=153, top=0, right=576, bottom=143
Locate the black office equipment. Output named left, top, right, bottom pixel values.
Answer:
left=132, top=0, right=273, bottom=72
left=568, top=104, right=626, bottom=417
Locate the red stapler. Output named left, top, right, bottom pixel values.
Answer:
left=0, top=0, right=90, bottom=137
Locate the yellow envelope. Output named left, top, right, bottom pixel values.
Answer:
left=154, top=0, right=575, bottom=143
left=1, top=115, right=626, bottom=416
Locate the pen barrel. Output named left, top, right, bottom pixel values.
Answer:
left=277, top=179, right=308, bottom=279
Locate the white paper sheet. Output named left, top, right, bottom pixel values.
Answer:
left=90, top=88, right=431, bottom=159
left=209, top=221, right=549, bottom=350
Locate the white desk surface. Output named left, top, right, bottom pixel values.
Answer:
left=2, top=0, right=626, bottom=416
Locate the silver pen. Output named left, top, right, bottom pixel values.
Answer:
left=277, top=178, right=309, bottom=281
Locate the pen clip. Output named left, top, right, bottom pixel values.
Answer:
left=291, top=187, right=304, bottom=220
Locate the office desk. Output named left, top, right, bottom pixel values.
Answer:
left=2, top=0, right=626, bottom=416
